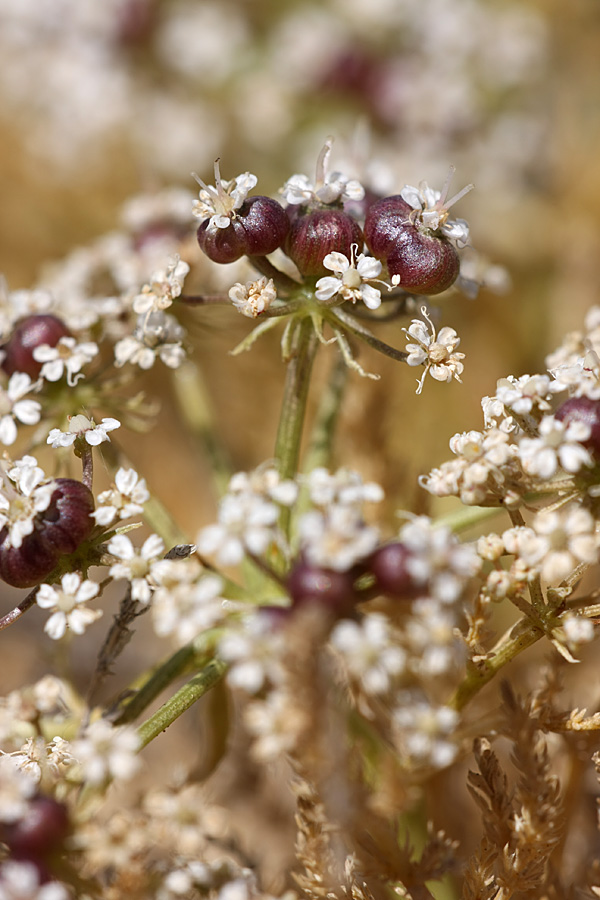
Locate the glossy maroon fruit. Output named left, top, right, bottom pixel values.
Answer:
left=40, top=479, right=95, bottom=555
left=386, top=231, right=459, bottom=295
left=555, top=396, right=600, bottom=457
left=285, top=208, right=364, bottom=276
left=197, top=196, right=289, bottom=264
left=364, top=195, right=460, bottom=295
left=287, top=560, right=358, bottom=616
left=0, top=528, right=59, bottom=589
left=364, top=195, right=414, bottom=259
left=368, top=542, right=419, bottom=599
left=1, top=797, right=69, bottom=858
left=0, top=479, right=95, bottom=588
left=1, top=315, right=71, bottom=378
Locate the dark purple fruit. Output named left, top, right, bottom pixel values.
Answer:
left=1, top=797, right=69, bottom=858
left=386, top=231, right=459, bottom=295
left=0, top=528, right=59, bottom=589
left=0, top=479, right=95, bottom=588
left=284, top=208, right=364, bottom=276
left=197, top=196, right=289, bottom=264
left=40, top=479, right=95, bottom=555
left=364, top=195, right=414, bottom=259
left=368, top=542, right=419, bottom=599
left=1, top=315, right=71, bottom=378
left=555, top=396, right=600, bottom=457
left=287, top=560, right=358, bottom=616
left=364, top=195, right=460, bottom=295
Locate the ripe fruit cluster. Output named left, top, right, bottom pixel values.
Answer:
left=194, top=162, right=469, bottom=295
left=281, top=540, right=421, bottom=623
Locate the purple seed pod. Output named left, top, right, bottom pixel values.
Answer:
left=368, top=542, right=419, bottom=599
left=385, top=230, right=459, bottom=295
left=364, top=194, right=460, bottom=295
left=197, top=196, right=289, bottom=264
left=284, top=208, right=364, bottom=276
left=1, top=796, right=70, bottom=859
left=0, top=529, right=59, bottom=589
left=364, top=195, right=414, bottom=259
left=287, top=559, right=358, bottom=616
left=555, top=396, right=600, bottom=457
left=40, top=479, right=95, bottom=555
left=1, top=315, right=71, bottom=378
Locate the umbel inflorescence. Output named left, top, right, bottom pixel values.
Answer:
left=1, top=143, right=600, bottom=899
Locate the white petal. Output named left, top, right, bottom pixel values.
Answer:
left=360, top=284, right=382, bottom=310
left=315, top=276, right=341, bottom=301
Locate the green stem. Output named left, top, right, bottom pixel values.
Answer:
left=114, top=642, right=204, bottom=726
left=274, top=316, right=319, bottom=484
left=449, top=618, right=544, bottom=712
left=137, top=658, right=227, bottom=748
left=303, top=352, right=347, bottom=474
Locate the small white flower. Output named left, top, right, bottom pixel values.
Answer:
left=108, top=533, right=165, bottom=603
left=33, top=336, right=98, bottom=386
left=132, top=255, right=189, bottom=316
left=280, top=139, right=364, bottom=206
left=36, top=573, right=101, bottom=640
left=0, top=860, right=69, bottom=900
left=298, top=506, right=379, bottom=572
left=92, top=467, right=149, bottom=526
left=400, top=167, right=473, bottom=248
left=0, top=457, right=54, bottom=549
left=403, top=307, right=465, bottom=394
left=46, top=414, right=121, bottom=449
left=114, top=311, right=186, bottom=370
left=393, top=698, right=459, bottom=768
left=0, top=755, right=37, bottom=824
left=315, top=246, right=387, bottom=310
left=519, top=416, right=593, bottom=479
left=229, top=277, right=277, bottom=318
left=0, top=373, right=42, bottom=446
left=562, top=614, right=594, bottom=646
left=192, top=160, right=257, bottom=230
left=533, top=506, right=599, bottom=584
left=331, top=614, right=406, bottom=694
left=152, top=567, right=226, bottom=646
left=70, top=719, right=140, bottom=786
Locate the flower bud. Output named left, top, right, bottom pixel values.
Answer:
left=40, top=479, right=95, bottom=555
left=287, top=559, right=358, bottom=616
left=285, top=208, right=364, bottom=276
left=365, top=196, right=460, bottom=295
left=197, top=196, right=289, bottom=264
left=1, top=315, right=71, bottom=378
left=368, top=542, right=419, bottom=599
left=555, top=396, right=600, bottom=457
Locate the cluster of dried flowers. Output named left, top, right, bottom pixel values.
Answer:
left=2, top=141, right=600, bottom=900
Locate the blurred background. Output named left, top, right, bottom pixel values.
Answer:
left=1, top=0, right=599, bottom=488
left=1, top=0, right=599, bottom=609
left=1, top=1, right=600, bottom=886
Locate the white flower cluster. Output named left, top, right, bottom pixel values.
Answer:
left=297, top=467, right=383, bottom=572
left=152, top=557, right=228, bottom=647
left=196, top=466, right=297, bottom=567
